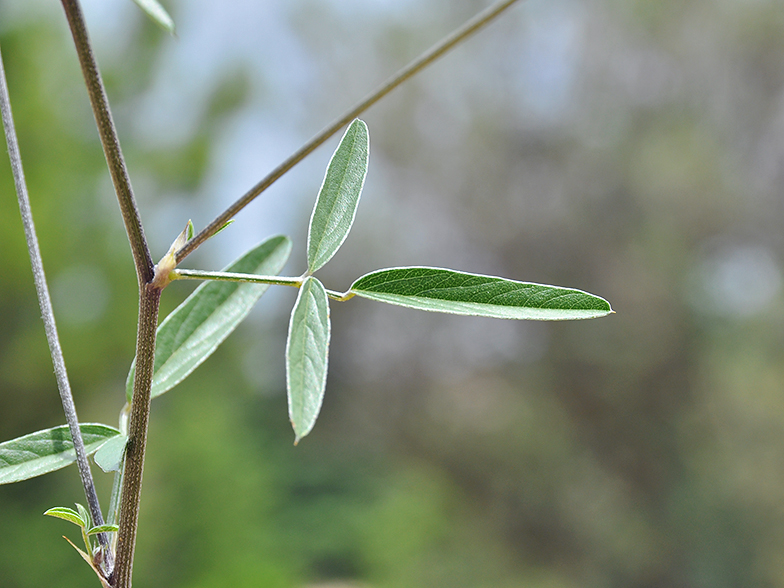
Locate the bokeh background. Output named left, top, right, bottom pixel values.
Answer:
left=2, top=0, right=784, bottom=586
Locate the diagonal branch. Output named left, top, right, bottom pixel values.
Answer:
left=175, top=0, right=523, bottom=264
left=0, top=43, right=113, bottom=579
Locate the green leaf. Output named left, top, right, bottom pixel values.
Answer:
left=213, top=219, right=234, bottom=237
left=75, top=503, right=92, bottom=529
left=307, top=119, right=369, bottom=273
left=350, top=267, right=613, bottom=320
left=131, top=0, right=175, bottom=34
left=107, top=468, right=123, bottom=528
left=0, top=424, right=121, bottom=485
left=127, top=235, right=292, bottom=401
left=93, top=434, right=128, bottom=473
left=86, top=524, right=119, bottom=536
left=44, top=507, right=86, bottom=528
left=286, top=277, right=331, bottom=444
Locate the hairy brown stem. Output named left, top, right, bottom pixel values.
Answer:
left=59, top=1, right=160, bottom=586
left=112, top=287, right=161, bottom=588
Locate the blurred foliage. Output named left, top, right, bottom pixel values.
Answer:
left=3, top=0, right=784, bottom=587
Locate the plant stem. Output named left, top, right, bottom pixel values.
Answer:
left=112, top=286, right=160, bottom=588
left=175, top=0, right=523, bottom=264
left=59, top=2, right=162, bottom=586
left=59, top=0, right=154, bottom=284
left=0, top=43, right=113, bottom=577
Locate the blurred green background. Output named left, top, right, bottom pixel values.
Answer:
left=2, top=0, right=784, bottom=586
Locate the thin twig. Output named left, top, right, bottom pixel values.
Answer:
left=175, top=0, right=523, bottom=264
left=0, top=43, right=112, bottom=578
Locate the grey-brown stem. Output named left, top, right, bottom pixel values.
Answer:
left=112, top=287, right=161, bottom=588
left=0, top=42, right=113, bottom=578
left=59, top=1, right=160, bottom=586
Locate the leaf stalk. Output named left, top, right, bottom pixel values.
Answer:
left=172, top=269, right=354, bottom=301
left=173, top=269, right=303, bottom=288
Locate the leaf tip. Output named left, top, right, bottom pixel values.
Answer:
left=132, top=0, right=176, bottom=35
left=291, top=420, right=304, bottom=446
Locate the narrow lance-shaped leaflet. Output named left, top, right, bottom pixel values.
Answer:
left=286, top=277, right=331, bottom=444
left=93, top=434, right=128, bottom=473
left=44, top=506, right=90, bottom=527
left=131, top=0, right=175, bottom=34
left=307, top=119, right=369, bottom=273
left=349, top=267, right=613, bottom=320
